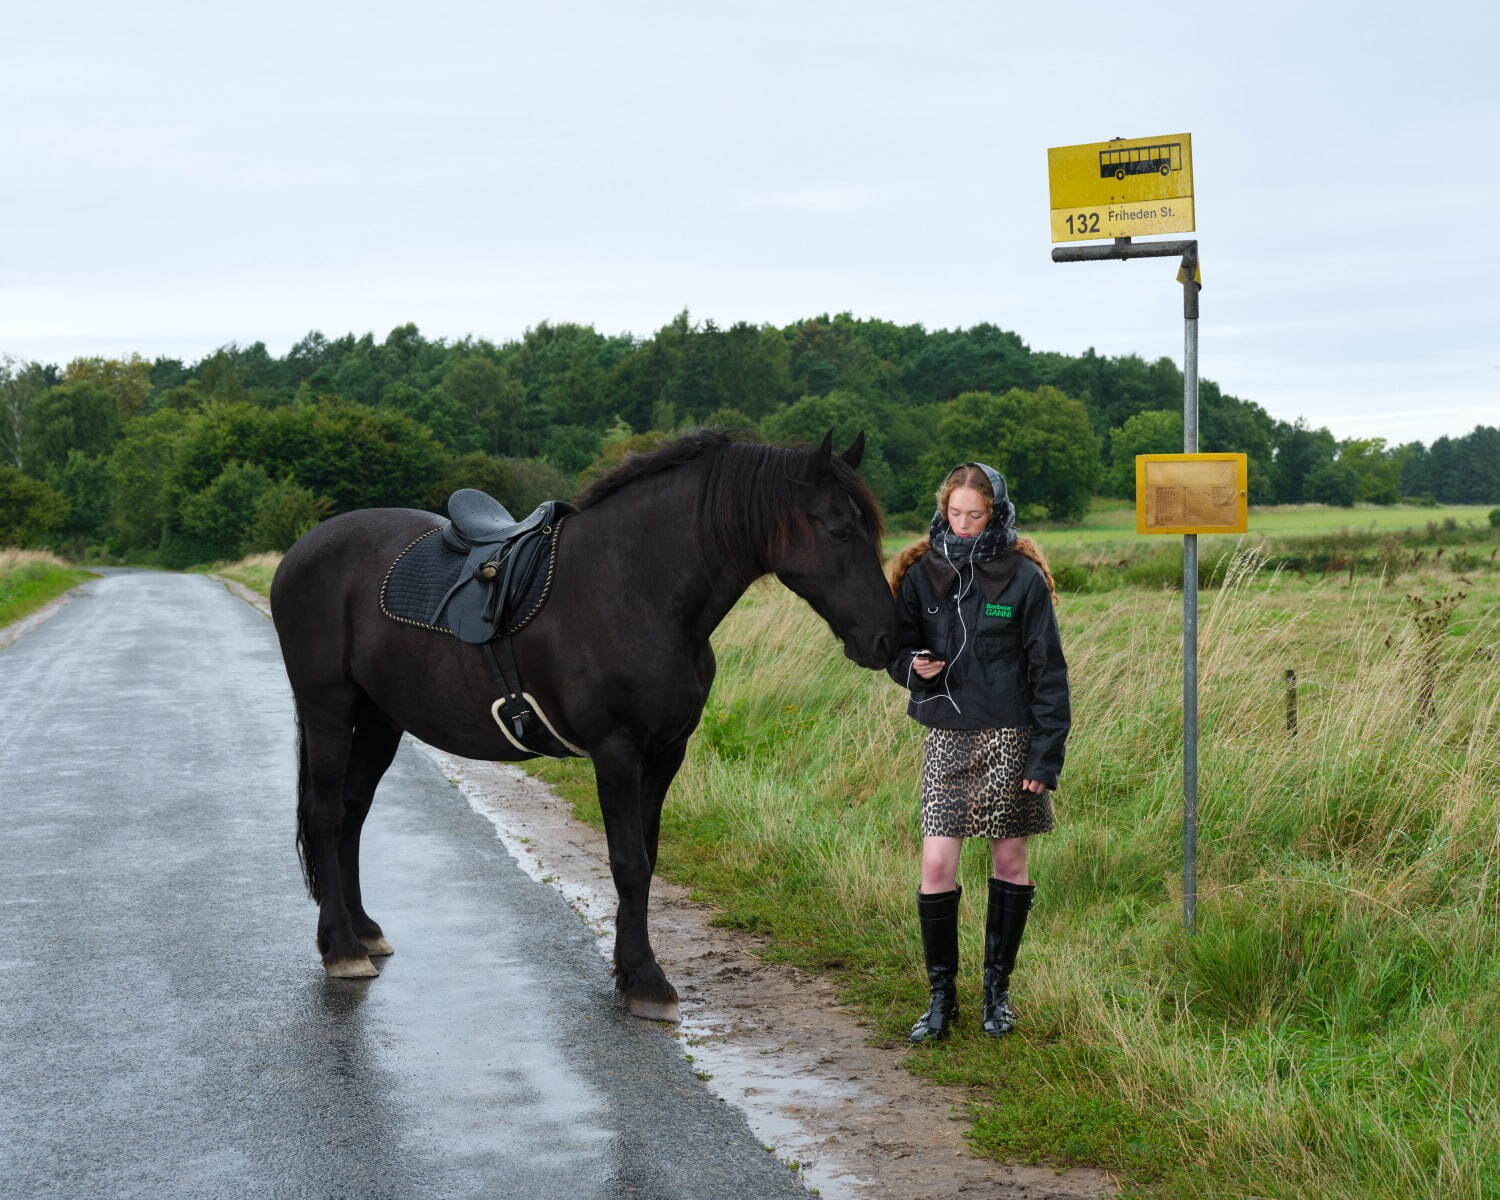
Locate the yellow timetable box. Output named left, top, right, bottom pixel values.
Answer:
left=1136, top=454, right=1248, bottom=535
left=1048, top=133, right=1195, bottom=242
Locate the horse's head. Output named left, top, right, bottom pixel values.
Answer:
left=772, top=432, right=898, bottom=669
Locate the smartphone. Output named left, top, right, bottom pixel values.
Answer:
left=913, top=650, right=940, bottom=661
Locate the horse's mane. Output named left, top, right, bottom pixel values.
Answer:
left=575, top=429, right=884, bottom=571
left=574, top=429, right=733, bottom=510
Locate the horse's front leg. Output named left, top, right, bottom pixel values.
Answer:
left=641, top=740, right=688, bottom=876
left=593, top=735, right=679, bottom=1022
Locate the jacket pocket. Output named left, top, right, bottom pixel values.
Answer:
left=974, top=630, right=1020, bottom=660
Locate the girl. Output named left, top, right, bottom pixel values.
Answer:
left=887, top=462, right=1070, bottom=1042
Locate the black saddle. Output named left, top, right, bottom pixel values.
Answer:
left=444, top=488, right=555, bottom=550
left=381, top=490, right=576, bottom=646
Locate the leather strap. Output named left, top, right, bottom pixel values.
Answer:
left=481, top=638, right=585, bottom=759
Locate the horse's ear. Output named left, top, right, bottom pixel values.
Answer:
left=815, top=430, right=834, bottom=459
left=840, top=432, right=866, bottom=471
left=791, top=431, right=835, bottom=485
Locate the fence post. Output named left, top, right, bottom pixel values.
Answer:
left=1285, top=669, right=1297, bottom=735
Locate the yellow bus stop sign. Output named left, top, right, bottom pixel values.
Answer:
left=1049, top=134, right=1195, bottom=242
left=1136, top=453, right=1247, bottom=534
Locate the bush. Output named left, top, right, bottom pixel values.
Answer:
left=157, top=530, right=227, bottom=570
left=1489, top=507, right=1500, bottom=528
left=0, top=466, right=69, bottom=546
left=174, top=400, right=447, bottom=513
left=1305, top=460, right=1358, bottom=507
left=178, top=460, right=272, bottom=560
left=244, top=479, right=332, bottom=552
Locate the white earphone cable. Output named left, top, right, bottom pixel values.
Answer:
left=907, top=534, right=972, bottom=715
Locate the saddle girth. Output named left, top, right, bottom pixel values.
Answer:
left=482, top=639, right=587, bottom=760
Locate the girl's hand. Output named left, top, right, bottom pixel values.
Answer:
left=1020, top=779, right=1048, bottom=794
left=912, top=656, right=946, bottom=680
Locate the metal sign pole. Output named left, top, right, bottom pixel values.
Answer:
left=1181, top=257, right=1200, bottom=935
left=1052, top=236, right=1203, bottom=936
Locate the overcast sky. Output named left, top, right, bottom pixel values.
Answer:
left=3, top=0, right=1495, bottom=443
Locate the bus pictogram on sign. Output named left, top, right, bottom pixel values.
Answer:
left=1098, top=142, right=1183, bottom=181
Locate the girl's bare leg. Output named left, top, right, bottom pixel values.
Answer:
left=990, top=836, right=1029, bottom=884
left=919, top=836, right=963, bottom=893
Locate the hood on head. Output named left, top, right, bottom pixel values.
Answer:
left=948, top=461, right=1015, bottom=535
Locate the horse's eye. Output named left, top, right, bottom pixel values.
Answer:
left=829, top=524, right=852, bottom=544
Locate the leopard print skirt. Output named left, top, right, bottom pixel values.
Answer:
left=919, top=727, right=1054, bottom=839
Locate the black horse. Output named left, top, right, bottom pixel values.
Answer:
left=270, top=430, right=896, bottom=1020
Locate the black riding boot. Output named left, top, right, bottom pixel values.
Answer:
left=909, top=887, right=961, bottom=1043
left=982, top=877, right=1035, bottom=1038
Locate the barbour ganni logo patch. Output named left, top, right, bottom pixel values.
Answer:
left=985, top=603, right=1013, bottom=618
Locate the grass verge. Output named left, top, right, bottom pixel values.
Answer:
left=210, top=553, right=281, bottom=597
left=0, top=548, right=96, bottom=629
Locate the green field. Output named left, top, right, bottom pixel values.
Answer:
left=892, top=502, right=1496, bottom=546
left=0, top=550, right=96, bottom=629
left=886, top=503, right=1500, bottom=596
left=530, top=562, right=1499, bottom=1200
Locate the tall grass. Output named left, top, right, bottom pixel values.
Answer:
left=532, top=560, right=1499, bottom=1199
left=210, top=552, right=283, bottom=597
left=0, top=548, right=94, bottom=627
left=0, top=547, right=72, bottom=571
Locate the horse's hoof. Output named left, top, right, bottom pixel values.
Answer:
left=627, top=996, right=681, bottom=1023
left=360, top=935, right=394, bottom=957
left=324, top=955, right=379, bottom=979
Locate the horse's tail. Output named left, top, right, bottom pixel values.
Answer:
left=293, top=707, right=321, bottom=903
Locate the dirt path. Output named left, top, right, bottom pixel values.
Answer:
left=220, top=576, right=1115, bottom=1199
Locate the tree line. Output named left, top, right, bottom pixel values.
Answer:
left=2, top=312, right=1496, bottom=562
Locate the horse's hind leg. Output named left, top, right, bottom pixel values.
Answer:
left=340, top=709, right=402, bottom=957
left=296, top=704, right=378, bottom=978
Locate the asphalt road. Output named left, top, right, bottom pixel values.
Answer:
left=0, top=570, right=811, bottom=1200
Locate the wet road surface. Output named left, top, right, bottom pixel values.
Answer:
left=0, top=570, right=811, bottom=1200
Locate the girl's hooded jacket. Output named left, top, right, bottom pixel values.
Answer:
left=888, top=547, right=1071, bottom=788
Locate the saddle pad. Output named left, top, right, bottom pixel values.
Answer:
left=379, top=522, right=563, bottom=639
